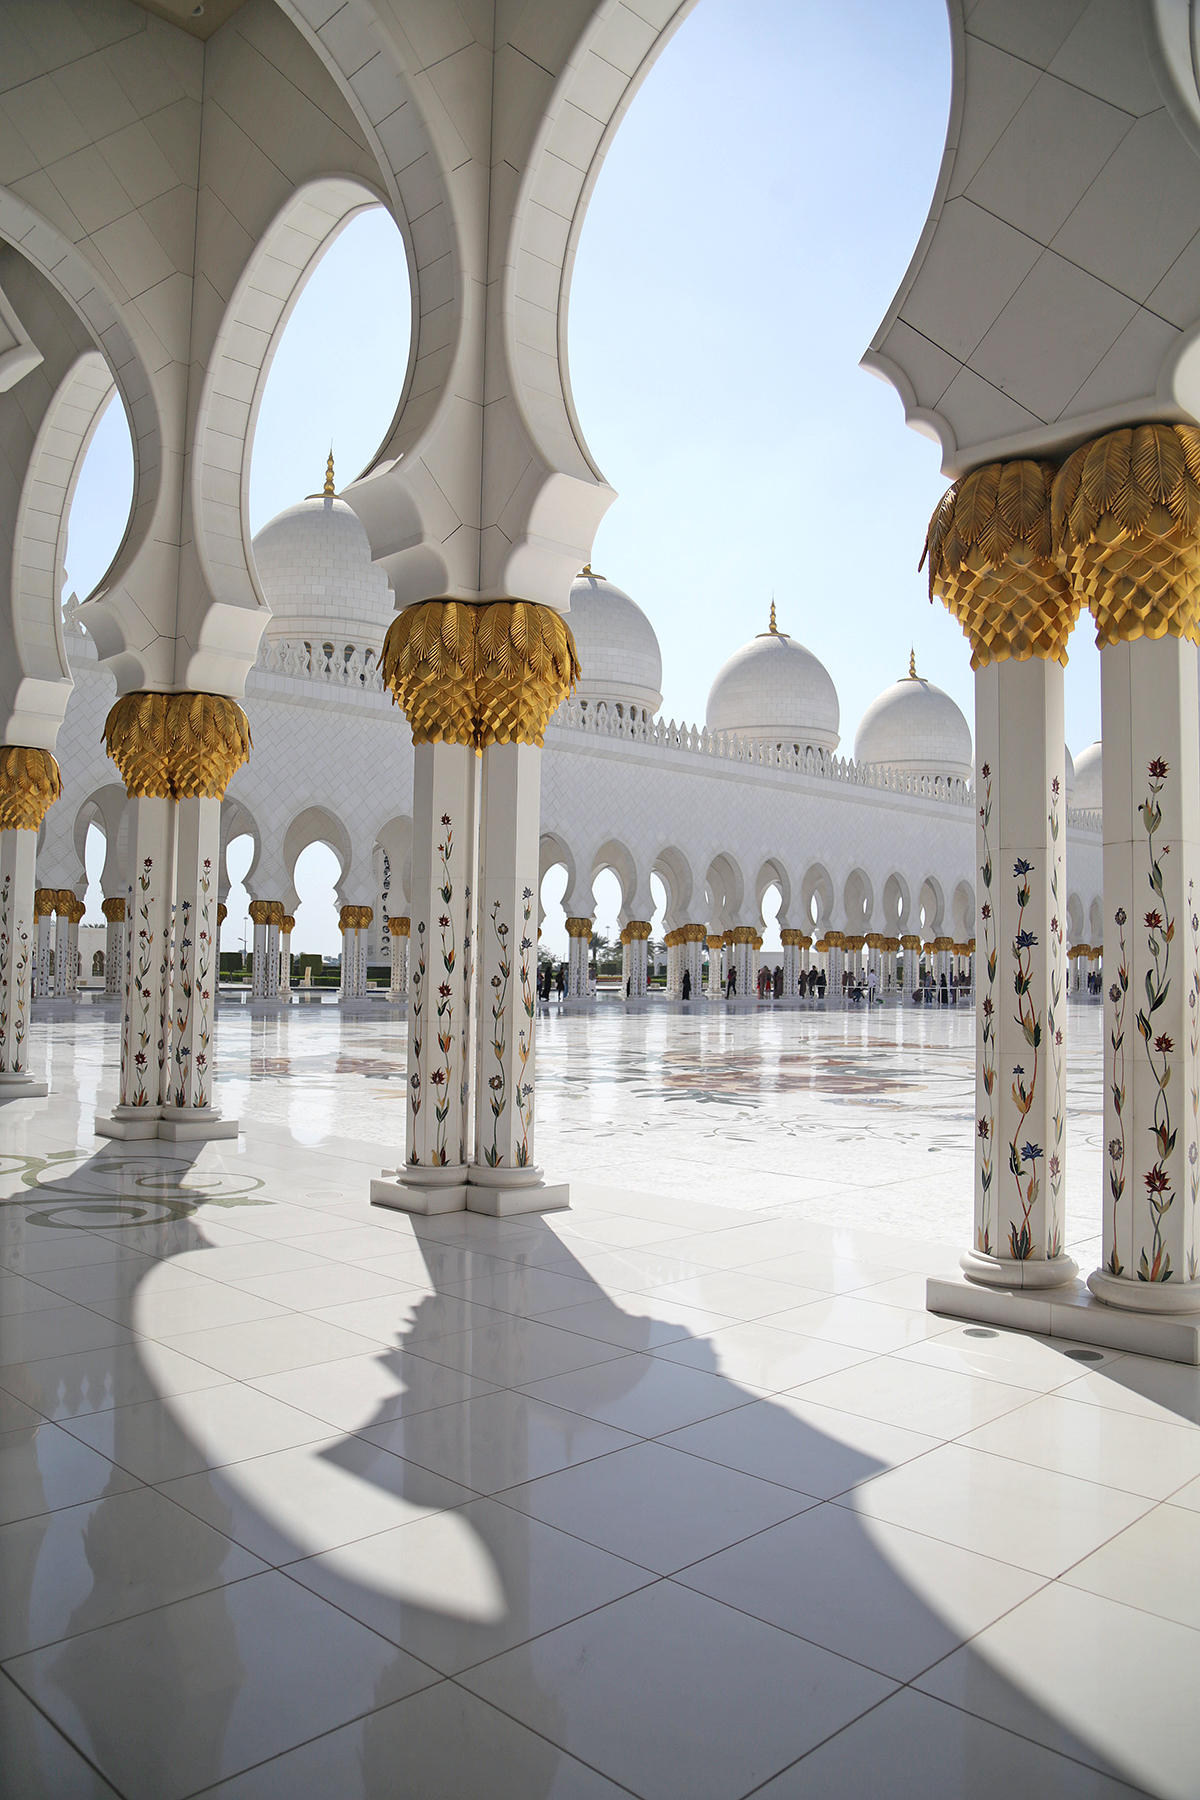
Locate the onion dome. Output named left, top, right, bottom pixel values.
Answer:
left=706, top=603, right=839, bottom=754
left=564, top=566, right=663, bottom=722
left=252, top=451, right=393, bottom=658
left=1073, top=740, right=1102, bottom=810
left=854, top=651, right=972, bottom=781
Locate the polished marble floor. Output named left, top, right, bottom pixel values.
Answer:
left=1, top=998, right=1196, bottom=1798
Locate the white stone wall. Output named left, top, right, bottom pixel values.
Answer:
left=42, top=624, right=1104, bottom=961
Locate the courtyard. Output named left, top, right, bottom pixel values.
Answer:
left=0, top=1000, right=1196, bottom=1799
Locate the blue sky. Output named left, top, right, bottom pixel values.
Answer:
left=66, top=0, right=1104, bottom=955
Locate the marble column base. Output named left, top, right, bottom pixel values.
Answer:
left=1087, top=1267, right=1200, bottom=1315
left=95, top=1105, right=161, bottom=1140
left=0, top=1076, right=47, bottom=1101
left=961, top=1248, right=1079, bottom=1289
left=371, top=1166, right=470, bottom=1214
left=929, top=1272, right=1200, bottom=1366
left=157, top=1107, right=239, bottom=1142
left=467, top=1165, right=570, bottom=1217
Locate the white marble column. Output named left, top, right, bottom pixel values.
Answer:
left=250, top=902, right=278, bottom=999
left=34, top=897, right=53, bottom=999
left=681, top=926, right=704, bottom=1000
left=1089, top=636, right=1200, bottom=1308
left=565, top=918, right=591, bottom=998
left=53, top=896, right=72, bottom=998
left=707, top=935, right=723, bottom=997
left=781, top=932, right=800, bottom=998
left=160, top=797, right=233, bottom=1139
left=279, top=918, right=293, bottom=994
left=467, top=741, right=567, bottom=1214
left=967, top=657, right=1074, bottom=1285
left=623, top=924, right=650, bottom=998
left=100, top=797, right=175, bottom=1137
left=103, top=898, right=125, bottom=996
left=388, top=917, right=409, bottom=999
left=374, top=742, right=478, bottom=1212
left=0, top=831, right=45, bottom=1095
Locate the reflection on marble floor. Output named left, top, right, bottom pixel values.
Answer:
left=0, top=999, right=1194, bottom=1799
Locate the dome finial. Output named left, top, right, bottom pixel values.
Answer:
left=908, top=647, right=917, bottom=680
left=323, top=448, right=335, bottom=498
left=769, top=597, right=778, bottom=634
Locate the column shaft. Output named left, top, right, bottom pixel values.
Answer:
left=970, top=658, right=1074, bottom=1285
left=163, top=797, right=226, bottom=1125
left=115, top=798, right=175, bottom=1117
left=0, top=831, right=41, bottom=1089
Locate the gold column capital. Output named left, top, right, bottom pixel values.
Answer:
left=624, top=920, right=653, bottom=941
left=104, top=692, right=251, bottom=799
left=387, top=915, right=410, bottom=937
left=681, top=923, right=707, bottom=943
left=0, top=747, right=61, bottom=830
left=924, top=459, right=1078, bottom=666
left=564, top=916, right=593, bottom=939
left=1052, top=422, right=1200, bottom=645
left=217, top=902, right=228, bottom=926
left=706, top=935, right=723, bottom=950
left=729, top=925, right=758, bottom=945
left=280, top=916, right=295, bottom=935
left=102, top=896, right=126, bottom=923
left=381, top=599, right=580, bottom=750
left=248, top=900, right=276, bottom=927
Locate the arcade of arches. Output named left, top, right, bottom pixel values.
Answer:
left=1, top=4, right=1200, bottom=1798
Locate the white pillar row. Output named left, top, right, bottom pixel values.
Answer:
left=375, top=742, right=477, bottom=1210
left=780, top=931, right=800, bottom=998
left=103, top=897, right=125, bottom=996
left=338, top=906, right=372, bottom=999
left=250, top=901, right=283, bottom=999
left=388, top=915, right=409, bottom=999
left=34, top=893, right=53, bottom=999
left=468, top=741, right=567, bottom=1213
left=0, top=751, right=60, bottom=1095
left=826, top=936, right=844, bottom=1000
left=565, top=917, right=592, bottom=998
left=97, top=691, right=250, bottom=1142
left=279, top=917, right=293, bottom=994
left=622, top=922, right=651, bottom=998
left=729, top=927, right=755, bottom=999
left=707, top=934, right=723, bottom=998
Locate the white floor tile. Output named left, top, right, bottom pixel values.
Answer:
left=796, top=1356, right=1039, bottom=1437
left=359, top=1387, right=635, bottom=1492
left=650, top=1319, right=872, bottom=1390
left=524, top=1351, right=759, bottom=1436
left=0, top=1669, right=122, bottom=1798
left=250, top=1348, right=496, bottom=1430
left=755, top=1687, right=1151, bottom=1798
left=4, top=1571, right=436, bottom=1800
left=768, top=1294, right=954, bottom=1352
left=0, top=1422, right=139, bottom=1526
left=0, top=1485, right=265, bottom=1659
left=844, top=1441, right=1153, bottom=1577
left=918, top=1582, right=1200, bottom=1800
left=285, top=1496, right=653, bottom=1672
left=678, top=1501, right=1044, bottom=1679
left=158, top=1434, right=473, bottom=1563
left=0, top=1306, right=134, bottom=1369
left=309, top=1288, right=509, bottom=1346
left=437, top=1264, right=607, bottom=1318
left=1055, top=1355, right=1200, bottom=1428
left=196, top=1679, right=631, bottom=1798
left=1062, top=1501, right=1200, bottom=1631
left=897, top=1325, right=1123, bottom=1392
left=157, top=1312, right=386, bottom=1378
left=227, top=1263, right=418, bottom=1311
left=59, top=1382, right=332, bottom=1483
left=0, top=1273, right=75, bottom=1317
left=499, top=1438, right=812, bottom=1573
left=413, top=1316, right=628, bottom=1387
left=959, top=1392, right=1200, bottom=1499
left=0, top=1339, right=228, bottom=1421
left=661, top=1390, right=941, bottom=1497
left=536, top=1292, right=733, bottom=1352
left=460, top=1579, right=893, bottom=1800
left=646, top=1268, right=825, bottom=1320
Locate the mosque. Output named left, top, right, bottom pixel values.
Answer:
left=2, top=3, right=1200, bottom=1796
left=36, top=455, right=1105, bottom=1008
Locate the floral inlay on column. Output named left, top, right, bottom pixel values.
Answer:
left=1136, top=757, right=1177, bottom=1281
left=1007, top=854, right=1042, bottom=1261
left=1107, top=907, right=1129, bottom=1275
left=1046, top=776, right=1064, bottom=1256
left=485, top=897, right=511, bottom=1167
left=516, top=886, right=535, bottom=1164
left=976, top=763, right=997, bottom=1254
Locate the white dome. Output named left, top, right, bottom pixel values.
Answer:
left=566, top=569, right=662, bottom=720
left=1073, top=740, right=1102, bottom=810
left=1064, top=742, right=1076, bottom=801
left=706, top=616, right=839, bottom=754
left=854, top=660, right=972, bottom=781
left=253, top=474, right=393, bottom=657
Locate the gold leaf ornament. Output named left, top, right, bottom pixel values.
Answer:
left=0, top=746, right=61, bottom=830
left=382, top=600, right=580, bottom=749
left=1052, top=423, right=1200, bottom=646
left=104, top=693, right=251, bottom=798
left=922, top=460, right=1076, bottom=667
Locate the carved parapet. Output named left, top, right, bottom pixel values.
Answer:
left=1052, top=423, right=1200, bottom=645
left=923, top=460, right=1077, bottom=666
left=101, top=897, right=126, bottom=923
left=387, top=915, right=411, bottom=937
left=104, top=692, right=251, bottom=798
left=564, top=916, right=593, bottom=940
left=0, top=747, right=61, bottom=830
left=382, top=599, right=580, bottom=749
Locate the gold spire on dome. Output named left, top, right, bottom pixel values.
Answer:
left=579, top=563, right=604, bottom=580
left=769, top=599, right=778, bottom=633
left=323, top=449, right=335, bottom=498
left=908, top=648, right=917, bottom=679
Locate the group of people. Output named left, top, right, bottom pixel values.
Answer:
left=538, top=963, right=567, bottom=1001
left=913, top=967, right=971, bottom=1005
